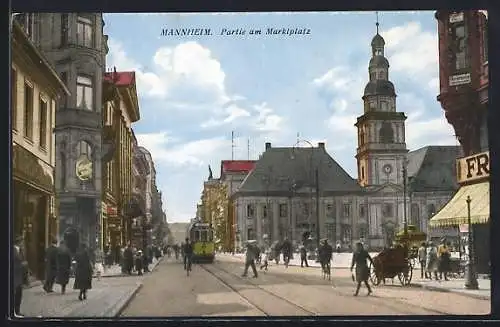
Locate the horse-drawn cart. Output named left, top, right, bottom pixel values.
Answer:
left=369, top=225, right=426, bottom=286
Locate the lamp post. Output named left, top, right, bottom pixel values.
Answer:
left=291, top=140, right=320, bottom=251
left=465, top=196, right=479, bottom=289
left=402, top=161, right=409, bottom=253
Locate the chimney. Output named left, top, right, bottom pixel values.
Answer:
left=318, top=142, right=325, bottom=149
left=265, top=142, right=271, bottom=150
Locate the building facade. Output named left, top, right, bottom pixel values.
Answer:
left=28, top=13, right=108, bottom=253
left=12, top=20, right=70, bottom=280
left=231, top=26, right=460, bottom=250
left=102, top=70, right=140, bottom=250
left=431, top=10, right=489, bottom=274
left=130, top=137, right=149, bottom=249
left=219, top=160, right=256, bottom=251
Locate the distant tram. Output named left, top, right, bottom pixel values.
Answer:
left=186, top=220, right=215, bottom=263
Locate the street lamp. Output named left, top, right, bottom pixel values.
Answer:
left=291, top=140, right=321, bottom=251
left=402, top=160, right=409, bottom=254
left=465, top=196, right=479, bottom=289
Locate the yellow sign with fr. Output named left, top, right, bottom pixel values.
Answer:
left=456, top=151, right=489, bottom=184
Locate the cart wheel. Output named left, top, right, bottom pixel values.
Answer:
left=369, top=261, right=381, bottom=286
left=398, top=262, right=413, bottom=286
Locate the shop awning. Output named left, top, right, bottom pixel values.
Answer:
left=429, top=182, right=489, bottom=228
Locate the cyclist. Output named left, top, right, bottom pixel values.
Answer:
left=183, top=238, right=193, bottom=271
left=318, top=239, right=333, bottom=277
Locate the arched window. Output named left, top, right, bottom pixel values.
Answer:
left=379, top=122, right=395, bottom=143
left=360, top=130, right=365, bottom=145
left=78, top=140, right=92, bottom=158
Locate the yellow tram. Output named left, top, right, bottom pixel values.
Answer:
left=186, top=221, right=215, bottom=263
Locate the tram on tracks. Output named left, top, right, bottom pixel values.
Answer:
left=186, top=220, right=215, bottom=263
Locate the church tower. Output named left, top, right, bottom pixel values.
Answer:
left=355, top=15, right=408, bottom=187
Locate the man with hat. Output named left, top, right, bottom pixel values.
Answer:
left=350, top=241, right=373, bottom=296
left=242, top=241, right=258, bottom=278
left=318, top=239, right=333, bottom=275
left=43, top=238, right=59, bottom=293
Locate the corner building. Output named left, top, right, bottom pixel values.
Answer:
left=32, top=13, right=107, bottom=253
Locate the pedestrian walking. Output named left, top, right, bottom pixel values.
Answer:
left=135, top=250, right=144, bottom=275
left=300, top=244, right=309, bottom=267
left=142, top=249, right=150, bottom=273
left=242, top=241, right=258, bottom=278
left=13, top=236, right=28, bottom=317
left=418, top=242, right=427, bottom=279
left=438, top=239, right=451, bottom=281
left=350, top=241, right=373, bottom=296
left=260, top=249, right=270, bottom=271
left=73, top=244, right=93, bottom=301
left=123, top=242, right=134, bottom=275
left=56, top=240, right=72, bottom=294
left=426, top=241, right=439, bottom=280
left=43, top=239, right=58, bottom=293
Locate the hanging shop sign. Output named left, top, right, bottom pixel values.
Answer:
left=456, top=151, right=489, bottom=184
left=449, top=12, right=464, bottom=23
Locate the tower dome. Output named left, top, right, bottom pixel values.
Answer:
left=371, top=33, right=385, bottom=47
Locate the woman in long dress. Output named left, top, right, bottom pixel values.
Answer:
left=73, top=244, right=93, bottom=300
left=426, top=242, right=439, bottom=280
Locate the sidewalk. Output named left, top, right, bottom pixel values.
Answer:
left=19, top=257, right=164, bottom=318
left=409, top=277, right=490, bottom=300
left=97, top=256, right=163, bottom=277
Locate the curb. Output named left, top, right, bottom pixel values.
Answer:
left=409, top=283, right=490, bottom=300
left=24, top=280, right=43, bottom=289
left=106, top=282, right=144, bottom=317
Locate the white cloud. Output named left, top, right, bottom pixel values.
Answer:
left=136, top=132, right=231, bottom=167
left=252, top=102, right=284, bottom=132
left=382, top=22, right=438, bottom=85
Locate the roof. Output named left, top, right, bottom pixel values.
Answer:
left=371, top=33, right=385, bottom=47
left=220, top=160, right=256, bottom=178
left=236, top=145, right=362, bottom=196
left=363, top=80, right=396, bottom=97
left=12, top=22, right=70, bottom=96
left=103, top=71, right=136, bottom=86
left=406, top=145, right=463, bottom=192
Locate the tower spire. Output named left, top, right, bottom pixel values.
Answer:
left=376, top=11, right=379, bottom=34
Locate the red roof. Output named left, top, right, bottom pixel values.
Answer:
left=103, top=71, right=136, bottom=87
left=221, top=160, right=256, bottom=174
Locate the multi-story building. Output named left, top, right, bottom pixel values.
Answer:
left=130, top=136, right=149, bottom=249
left=11, top=20, right=70, bottom=280
left=430, top=10, right=489, bottom=274
left=219, top=160, right=256, bottom=251
left=102, top=70, right=140, bottom=249
left=231, top=24, right=460, bottom=250
left=27, top=12, right=109, bottom=253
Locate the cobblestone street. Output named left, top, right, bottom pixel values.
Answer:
left=121, top=255, right=490, bottom=317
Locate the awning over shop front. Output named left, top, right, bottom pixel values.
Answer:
left=429, top=182, right=489, bottom=228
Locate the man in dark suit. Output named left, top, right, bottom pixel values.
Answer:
left=13, top=236, right=28, bottom=317
left=43, top=239, right=58, bottom=293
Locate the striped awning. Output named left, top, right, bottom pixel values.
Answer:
left=429, top=182, right=489, bottom=228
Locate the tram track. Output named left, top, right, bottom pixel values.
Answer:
left=204, top=260, right=449, bottom=316
left=200, top=263, right=318, bottom=316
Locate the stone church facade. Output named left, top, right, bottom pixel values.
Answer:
left=232, top=27, right=461, bottom=250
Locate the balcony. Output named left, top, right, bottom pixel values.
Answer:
left=55, top=108, right=102, bottom=130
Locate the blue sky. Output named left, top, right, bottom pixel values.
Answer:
left=103, top=11, right=457, bottom=223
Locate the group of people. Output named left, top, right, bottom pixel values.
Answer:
left=417, top=238, right=452, bottom=281
left=120, top=242, right=160, bottom=275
